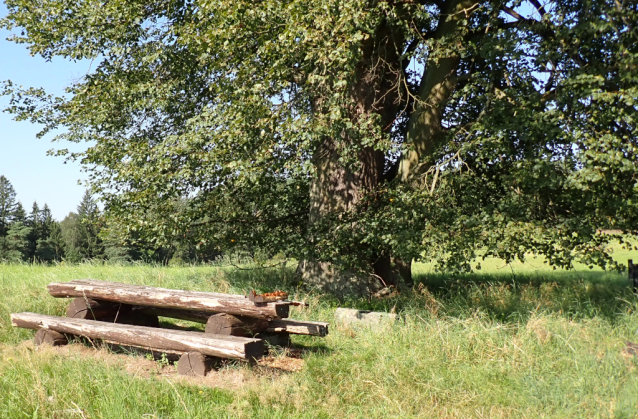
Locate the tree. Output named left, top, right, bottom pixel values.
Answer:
left=60, top=212, right=81, bottom=263
left=76, top=190, right=104, bottom=260
left=25, top=201, right=41, bottom=260
left=0, top=175, right=18, bottom=236
left=13, top=202, right=26, bottom=224
left=0, top=222, right=30, bottom=263
left=59, top=191, right=104, bottom=262
left=36, top=220, right=65, bottom=263
left=2, top=0, right=637, bottom=295
left=35, top=205, right=65, bottom=262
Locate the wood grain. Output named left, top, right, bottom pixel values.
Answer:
left=48, top=279, right=290, bottom=319
left=12, top=312, right=264, bottom=361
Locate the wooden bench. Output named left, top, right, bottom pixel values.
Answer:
left=12, top=279, right=329, bottom=377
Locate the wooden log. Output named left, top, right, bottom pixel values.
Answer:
left=134, top=307, right=212, bottom=324
left=48, top=279, right=290, bottom=320
left=266, top=319, right=329, bottom=337
left=12, top=312, right=264, bottom=361
left=68, top=299, right=159, bottom=327
left=177, top=352, right=220, bottom=377
left=66, top=297, right=132, bottom=320
left=136, top=306, right=328, bottom=337
left=205, top=313, right=269, bottom=337
left=34, top=329, right=68, bottom=346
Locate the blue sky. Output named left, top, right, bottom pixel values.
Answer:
left=0, top=4, right=92, bottom=221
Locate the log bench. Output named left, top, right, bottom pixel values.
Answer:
left=66, top=298, right=329, bottom=337
left=12, top=279, right=329, bottom=377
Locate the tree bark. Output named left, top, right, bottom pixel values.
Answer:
left=48, top=279, right=290, bottom=320
left=266, top=319, right=328, bottom=337
left=34, top=329, right=68, bottom=346
left=66, top=297, right=131, bottom=320
left=12, top=312, right=264, bottom=361
left=398, top=0, right=478, bottom=181
left=299, top=20, right=413, bottom=296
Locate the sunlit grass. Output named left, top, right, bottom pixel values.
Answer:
left=0, top=246, right=637, bottom=418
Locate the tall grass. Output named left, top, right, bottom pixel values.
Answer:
left=0, top=253, right=637, bottom=418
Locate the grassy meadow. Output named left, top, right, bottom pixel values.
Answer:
left=1, top=245, right=638, bottom=418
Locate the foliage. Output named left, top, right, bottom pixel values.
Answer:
left=0, top=175, right=18, bottom=236
left=1, top=0, right=637, bottom=285
left=0, top=222, right=30, bottom=262
left=35, top=221, right=65, bottom=262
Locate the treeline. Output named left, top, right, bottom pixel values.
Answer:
left=0, top=175, right=213, bottom=264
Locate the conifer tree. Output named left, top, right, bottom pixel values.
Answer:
left=76, top=190, right=104, bottom=260
left=25, top=201, right=41, bottom=260
left=13, top=202, right=26, bottom=224
left=0, top=222, right=30, bottom=262
left=60, top=212, right=81, bottom=263
left=0, top=176, right=17, bottom=236
left=36, top=220, right=65, bottom=262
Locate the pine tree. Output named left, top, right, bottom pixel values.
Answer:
left=0, top=222, right=30, bottom=262
left=40, top=204, right=53, bottom=237
left=77, top=190, right=104, bottom=260
left=0, top=176, right=18, bottom=236
left=13, top=202, right=26, bottom=224
left=25, top=201, right=41, bottom=260
left=35, top=204, right=64, bottom=262
left=36, top=221, right=65, bottom=262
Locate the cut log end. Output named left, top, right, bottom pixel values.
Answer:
left=205, top=313, right=269, bottom=337
left=34, top=329, right=68, bottom=347
left=66, top=298, right=131, bottom=320
left=177, top=352, right=220, bottom=377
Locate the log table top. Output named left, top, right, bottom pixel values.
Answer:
left=47, top=279, right=291, bottom=320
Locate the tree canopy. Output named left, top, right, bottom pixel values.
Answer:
left=2, top=0, right=637, bottom=294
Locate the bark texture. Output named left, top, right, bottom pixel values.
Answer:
left=12, top=312, right=264, bottom=361
left=34, top=329, right=68, bottom=346
left=398, top=0, right=478, bottom=180
left=49, top=279, right=290, bottom=320
left=300, top=20, right=413, bottom=296
left=205, top=313, right=269, bottom=337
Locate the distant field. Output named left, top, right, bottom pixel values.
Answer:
left=1, top=245, right=638, bottom=418
left=413, top=238, right=638, bottom=276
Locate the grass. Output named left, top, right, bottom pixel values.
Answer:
left=0, top=246, right=637, bottom=418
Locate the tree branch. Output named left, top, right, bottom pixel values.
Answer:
left=501, top=6, right=527, bottom=22
left=190, top=210, right=308, bottom=227
left=529, top=0, right=548, bottom=17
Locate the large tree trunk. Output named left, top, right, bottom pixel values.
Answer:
left=300, top=0, right=476, bottom=296
left=300, top=142, right=389, bottom=296
left=299, top=20, right=413, bottom=297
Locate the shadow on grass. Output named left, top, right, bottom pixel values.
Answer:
left=406, top=269, right=634, bottom=323
left=324, top=268, right=634, bottom=324
left=192, top=262, right=637, bottom=325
